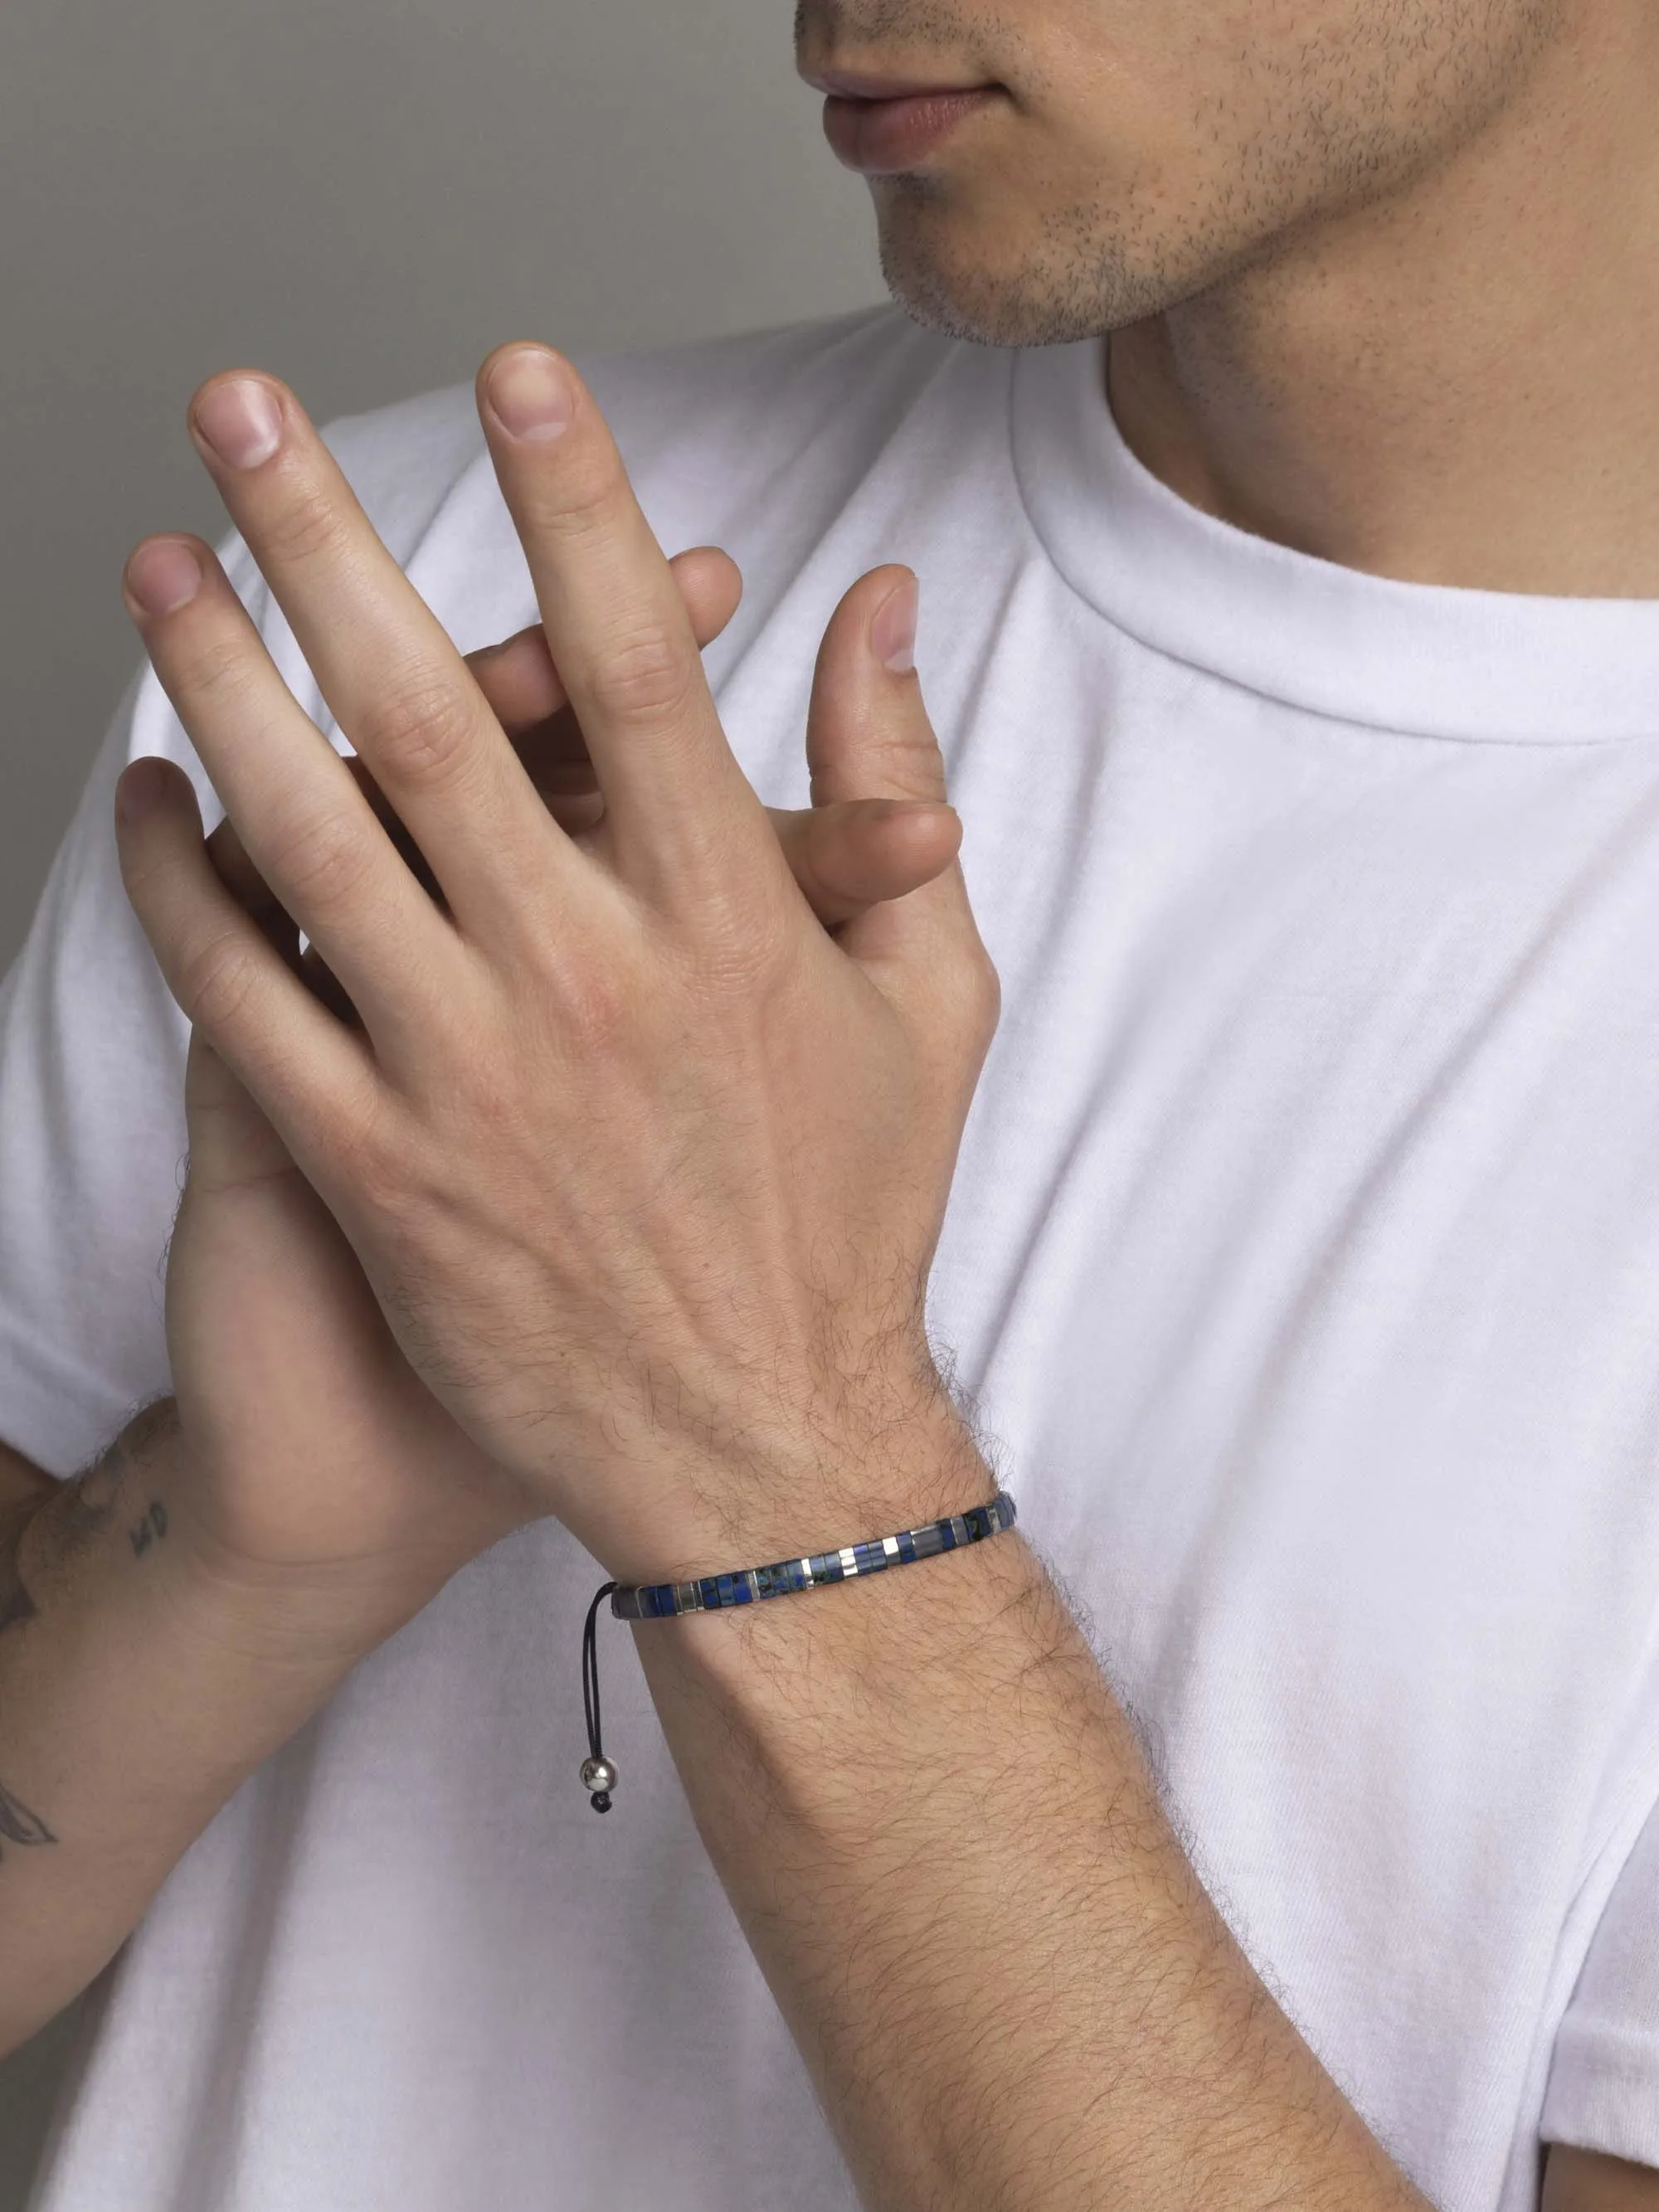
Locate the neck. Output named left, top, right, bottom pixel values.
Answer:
left=1107, top=12, right=1659, bottom=599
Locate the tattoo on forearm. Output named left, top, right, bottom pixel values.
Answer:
left=0, top=1398, right=179, bottom=1644
left=0, top=1774, right=56, bottom=1857
left=0, top=1407, right=176, bottom=1866
left=0, top=1409, right=178, bottom=1865
left=129, top=1500, right=168, bottom=1557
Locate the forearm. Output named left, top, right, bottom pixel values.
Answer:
left=0, top=1401, right=452, bottom=2054
left=636, top=1416, right=1430, bottom=2212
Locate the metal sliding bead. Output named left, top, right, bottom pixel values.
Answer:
left=581, top=1756, right=618, bottom=1796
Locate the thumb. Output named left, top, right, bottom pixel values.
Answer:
left=806, top=566, right=945, bottom=809
left=805, top=570, right=995, bottom=1038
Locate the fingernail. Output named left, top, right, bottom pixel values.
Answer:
left=487, top=348, right=576, bottom=442
left=193, top=377, right=284, bottom=469
left=124, top=539, right=202, bottom=617
left=871, top=573, right=918, bottom=674
left=114, top=757, right=171, bottom=824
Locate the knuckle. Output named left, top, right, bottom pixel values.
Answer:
left=527, top=449, right=620, bottom=544
left=559, top=977, right=625, bottom=1056
left=182, top=630, right=261, bottom=710
left=878, top=729, right=947, bottom=805
left=114, top=800, right=186, bottom=893
left=123, top=841, right=197, bottom=921
left=258, top=487, right=353, bottom=571
left=319, top=1104, right=436, bottom=1251
left=178, top=927, right=263, bottom=1033
left=264, top=806, right=373, bottom=911
left=585, top=625, right=698, bottom=727
left=335, top=1116, right=421, bottom=1229
left=366, top=673, right=478, bottom=784
left=548, top=957, right=633, bottom=1055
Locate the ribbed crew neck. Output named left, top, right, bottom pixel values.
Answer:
left=1008, top=336, right=1659, bottom=745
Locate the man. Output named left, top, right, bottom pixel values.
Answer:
left=0, top=0, right=1655, bottom=2205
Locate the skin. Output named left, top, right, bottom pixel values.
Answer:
left=0, top=371, right=986, bottom=2045
left=0, top=1, right=1652, bottom=2205
left=807, top=0, right=1567, bottom=346
left=805, top=0, right=1659, bottom=593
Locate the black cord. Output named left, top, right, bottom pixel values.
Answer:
left=581, top=1581, right=620, bottom=1812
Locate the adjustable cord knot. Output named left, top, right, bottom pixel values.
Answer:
left=580, top=1582, right=620, bottom=1812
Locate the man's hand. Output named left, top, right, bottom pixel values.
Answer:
left=153, top=531, right=966, bottom=1601
left=115, top=346, right=999, bottom=1587
left=458, top=565, right=971, bottom=929
left=222, top=548, right=973, bottom=1025
left=11, top=394, right=990, bottom=2041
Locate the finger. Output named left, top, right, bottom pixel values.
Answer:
left=206, top=811, right=293, bottom=946
left=182, top=1029, right=300, bottom=1198
left=209, top=756, right=441, bottom=919
left=114, top=756, right=383, bottom=1168
left=475, top=345, right=776, bottom=894
left=207, top=795, right=401, bottom=1028
left=193, top=532, right=745, bottom=961
left=803, top=568, right=992, bottom=1024
left=122, top=535, right=459, bottom=1059
left=768, top=799, right=961, bottom=930
left=806, top=567, right=946, bottom=808
left=467, top=547, right=743, bottom=839
left=466, top=546, right=742, bottom=741
left=210, top=741, right=956, bottom=945
left=184, top=371, right=570, bottom=938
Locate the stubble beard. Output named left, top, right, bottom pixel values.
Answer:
left=865, top=0, right=1568, bottom=350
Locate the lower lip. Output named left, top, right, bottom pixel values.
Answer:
left=821, top=88, right=1001, bottom=174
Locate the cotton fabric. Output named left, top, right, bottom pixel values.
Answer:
left=4, top=304, right=1659, bottom=2210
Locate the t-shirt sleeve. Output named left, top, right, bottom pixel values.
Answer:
left=1540, top=1787, right=1659, bottom=2169
left=0, top=537, right=269, bottom=1478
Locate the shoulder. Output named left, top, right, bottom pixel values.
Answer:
left=312, top=304, right=966, bottom=569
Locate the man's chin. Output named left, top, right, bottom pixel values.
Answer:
left=873, top=200, right=1170, bottom=349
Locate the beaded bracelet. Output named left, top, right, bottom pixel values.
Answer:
left=579, top=1490, right=1019, bottom=1811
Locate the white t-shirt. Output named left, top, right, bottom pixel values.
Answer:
left=5, top=304, right=1659, bottom=2212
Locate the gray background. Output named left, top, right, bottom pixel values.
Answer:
left=0, top=0, right=883, bottom=2195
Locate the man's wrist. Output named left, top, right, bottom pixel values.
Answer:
left=158, top=1496, right=468, bottom=1676
left=625, top=1379, right=1024, bottom=1728
left=162, top=1456, right=495, bottom=1675
left=632, top=1479, right=1045, bottom=1802
left=629, top=1379, right=995, bottom=1592
left=20, top=1407, right=472, bottom=1680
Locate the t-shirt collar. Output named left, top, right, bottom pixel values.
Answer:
left=1009, top=335, right=1659, bottom=744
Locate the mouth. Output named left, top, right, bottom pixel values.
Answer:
left=801, top=68, right=1006, bottom=176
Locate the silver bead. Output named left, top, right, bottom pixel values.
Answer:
left=581, top=1756, right=618, bottom=1795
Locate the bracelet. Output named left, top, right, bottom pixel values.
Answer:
left=578, top=1490, right=1019, bottom=1812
